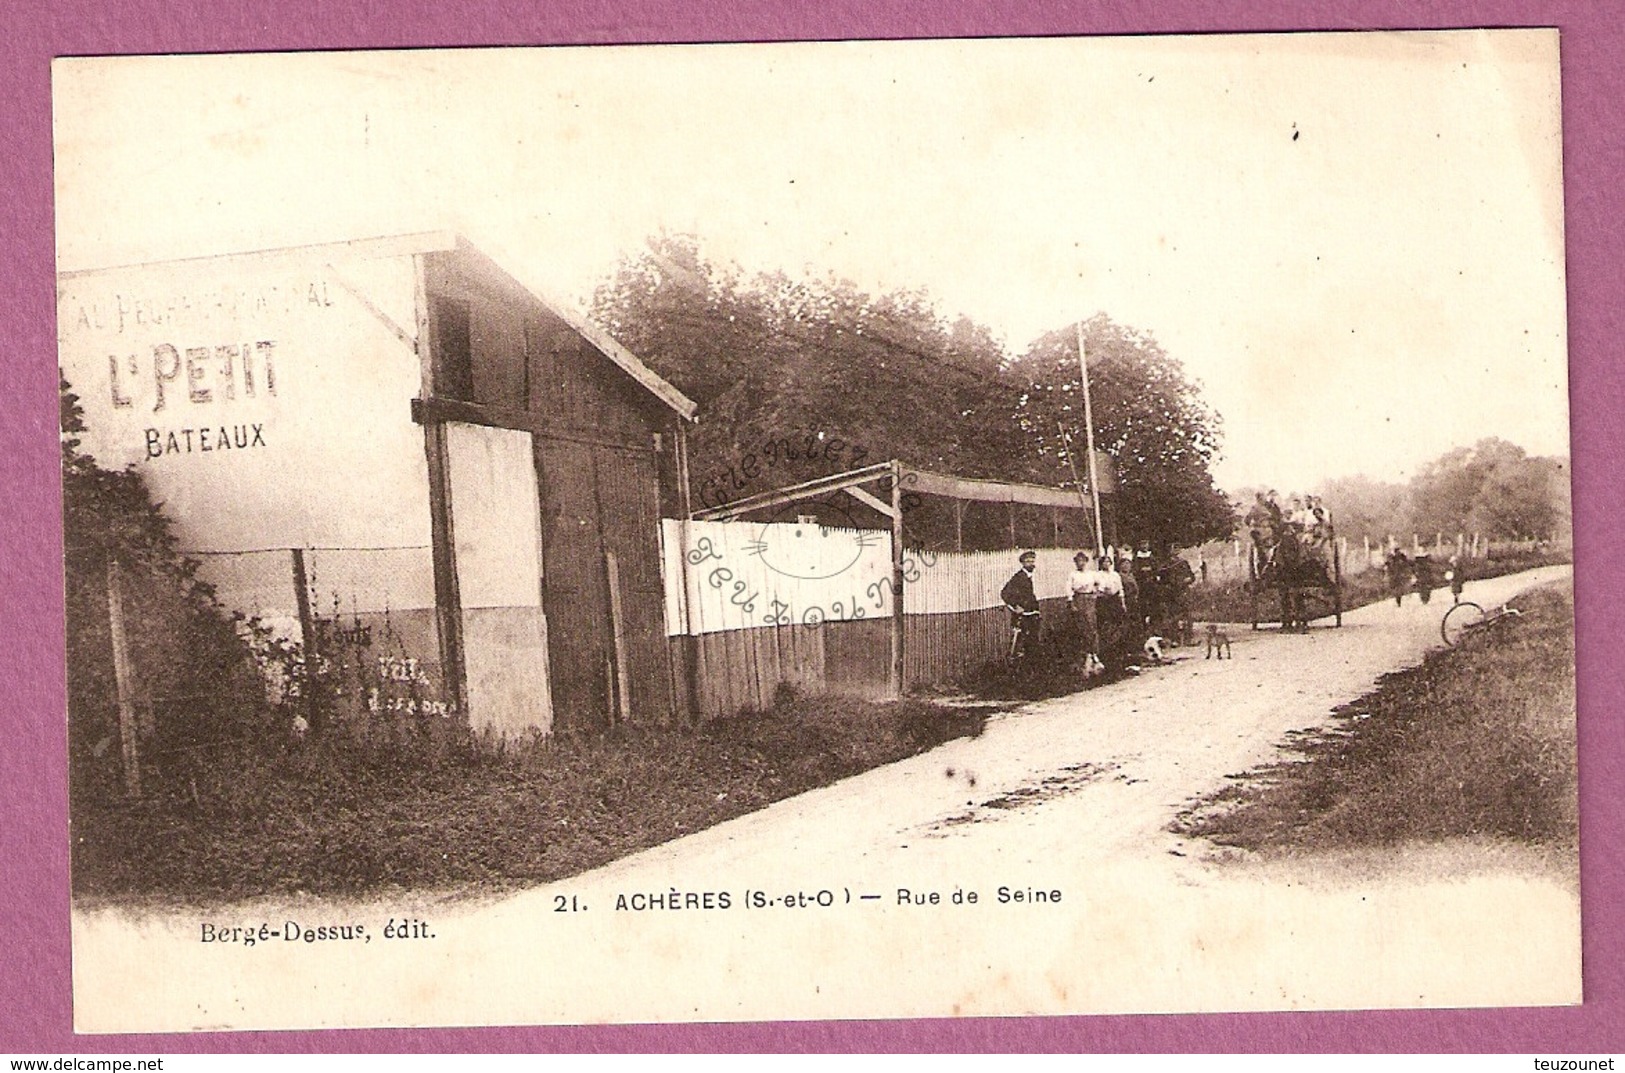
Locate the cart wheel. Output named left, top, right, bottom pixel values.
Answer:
left=1441, top=601, right=1485, bottom=647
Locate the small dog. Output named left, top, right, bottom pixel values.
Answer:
left=1142, top=635, right=1167, bottom=665
left=1205, top=623, right=1232, bottom=660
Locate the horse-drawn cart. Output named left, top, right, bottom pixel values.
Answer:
left=1246, top=500, right=1342, bottom=631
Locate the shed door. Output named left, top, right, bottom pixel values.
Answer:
left=593, top=444, right=674, bottom=723
left=535, top=436, right=674, bottom=731
left=536, top=437, right=614, bottom=731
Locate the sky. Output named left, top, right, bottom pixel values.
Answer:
left=52, top=31, right=1570, bottom=492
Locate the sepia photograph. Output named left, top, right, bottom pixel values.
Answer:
left=54, top=31, right=1577, bottom=1033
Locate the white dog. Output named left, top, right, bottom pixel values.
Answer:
left=1142, top=635, right=1167, bottom=665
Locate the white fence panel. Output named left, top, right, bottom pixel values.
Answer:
left=662, top=518, right=893, bottom=636
left=903, top=548, right=1076, bottom=615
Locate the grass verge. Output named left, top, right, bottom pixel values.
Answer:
left=71, top=695, right=986, bottom=904
left=1172, top=582, right=1576, bottom=852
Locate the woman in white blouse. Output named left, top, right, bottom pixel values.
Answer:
left=1068, top=551, right=1111, bottom=677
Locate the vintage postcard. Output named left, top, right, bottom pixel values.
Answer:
left=56, top=31, right=1576, bottom=1033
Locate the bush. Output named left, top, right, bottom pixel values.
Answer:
left=62, top=378, right=289, bottom=810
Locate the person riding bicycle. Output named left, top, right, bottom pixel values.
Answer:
left=1001, top=551, right=1042, bottom=662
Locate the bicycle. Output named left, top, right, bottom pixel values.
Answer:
left=1007, top=609, right=1042, bottom=664
left=1440, top=600, right=1523, bottom=647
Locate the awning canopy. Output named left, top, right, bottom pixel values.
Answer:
left=907, top=455, right=1115, bottom=508
left=692, top=456, right=1115, bottom=522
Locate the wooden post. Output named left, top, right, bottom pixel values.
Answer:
left=606, top=551, right=633, bottom=725
left=415, top=253, right=468, bottom=722
left=106, top=560, right=141, bottom=798
left=890, top=460, right=905, bottom=698
left=1007, top=500, right=1017, bottom=550
left=1332, top=533, right=1344, bottom=626
left=422, top=420, right=468, bottom=719
left=953, top=500, right=964, bottom=553
left=290, top=547, right=320, bottom=731
left=674, top=422, right=701, bottom=721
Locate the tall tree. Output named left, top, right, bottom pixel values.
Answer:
left=1315, top=474, right=1410, bottom=545
left=1406, top=437, right=1530, bottom=539
left=1467, top=454, right=1570, bottom=540
left=592, top=235, right=1025, bottom=504
left=596, top=240, right=1236, bottom=550
left=1309, top=440, right=1570, bottom=546
left=1008, top=314, right=1233, bottom=549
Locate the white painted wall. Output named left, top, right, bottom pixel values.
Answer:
left=445, top=422, right=552, bottom=737
left=58, top=250, right=434, bottom=619
left=661, top=518, right=897, bottom=635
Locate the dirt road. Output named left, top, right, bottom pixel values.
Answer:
left=73, top=565, right=1579, bottom=1032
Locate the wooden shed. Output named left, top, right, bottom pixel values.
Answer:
left=410, top=238, right=699, bottom=735
left=58, top=232, right=697, bottom=740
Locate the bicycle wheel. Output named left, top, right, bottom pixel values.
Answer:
left=1441, top=601, right=1485, bottom=646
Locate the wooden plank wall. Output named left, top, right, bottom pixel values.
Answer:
left=683, top=621, right=829, bottom=715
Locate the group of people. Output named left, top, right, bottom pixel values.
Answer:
left=999, top=545, right=1197, bottom=679
left=1245, top=490, right=1334, bottom=554
left=1386, top=547, right=1468, bottom=606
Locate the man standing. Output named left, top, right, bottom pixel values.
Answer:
left=1001, top=550, right=1042, bottom=663
left=1150, top=546, right=1196, bottom=642
left=1134, top=542, right=1160, bottom=638
left=1386, top=548, right=1413, bottom=607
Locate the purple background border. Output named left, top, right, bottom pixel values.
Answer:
left=4, top=0, right=1620, bottom=1054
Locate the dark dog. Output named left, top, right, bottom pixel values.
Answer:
left=1205, top=623, right=1232, bottom=659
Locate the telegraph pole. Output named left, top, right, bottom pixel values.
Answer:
left=1077, top=320, right=1105, bottom=554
